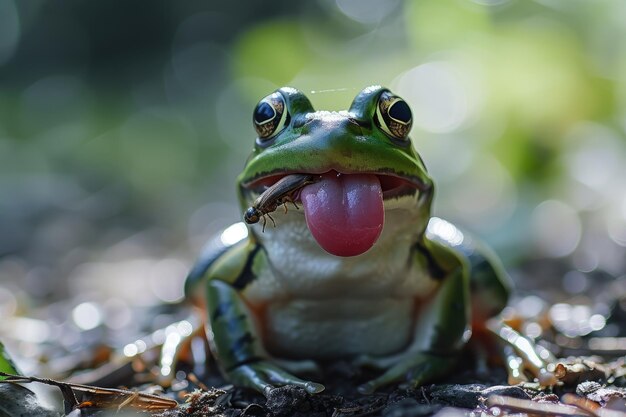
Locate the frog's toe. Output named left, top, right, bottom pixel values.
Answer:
left=357, top=376, right=393, bottom=395
left=357, top=354, right=453, bottom=395
left=229, top=363, right=275, bottom=394
left=304, top=381, right=326, bottom=394
left=357, top=361, right=418, bottom=394
left=502, top=345, right=529, bottom=384
left=503, top=345, right=557, bottom=386
left=228, top=361, right=325, bottom=396
left=262, top=364, right=325, bottom=394
left=491, top=322, right=558, bottom=386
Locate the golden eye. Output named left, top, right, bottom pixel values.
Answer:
left=374, top=91, right=412, bottom=141
left=253, top=92, right=289, bottom=140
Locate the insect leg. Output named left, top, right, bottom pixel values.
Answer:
left=267, top=213, right=276, bottom=228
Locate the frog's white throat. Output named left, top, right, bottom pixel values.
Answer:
left=251, top=194, right=426, bottom=293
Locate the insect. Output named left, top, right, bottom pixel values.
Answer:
left=244, top=173, right=320, bottom=231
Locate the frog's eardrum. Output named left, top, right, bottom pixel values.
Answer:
left=301, top=172, right=384, bottom=257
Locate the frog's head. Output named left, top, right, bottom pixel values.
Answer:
left=238, top=86, right=434, bottom=257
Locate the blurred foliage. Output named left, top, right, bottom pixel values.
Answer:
left=0, top=0, right=624, bottom=310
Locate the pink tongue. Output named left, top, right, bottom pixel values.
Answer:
left=300, top=173, right=384, bottom=257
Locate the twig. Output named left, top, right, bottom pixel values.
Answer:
left=0, top=372, right=177, bottom=411
left=562, top=394, right=602, bottom=417
left=487, top=394, right=593, bottom=416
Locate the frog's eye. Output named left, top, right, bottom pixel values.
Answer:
left=253, top=92, right=290, bottom=141
left=374, top=91, right=412, bottom=141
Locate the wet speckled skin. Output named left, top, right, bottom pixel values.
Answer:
left=190, top=86, right=512, bottom=396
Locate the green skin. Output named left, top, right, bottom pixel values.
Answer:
left=196, top=86, right=517, bottom=396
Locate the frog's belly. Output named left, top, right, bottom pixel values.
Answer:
left=263, top=298, right=414, bottom=358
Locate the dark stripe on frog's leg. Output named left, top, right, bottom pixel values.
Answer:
left=232, top=332, right=256, bottom=355
left=210, top=302, right=254, bottom=338
left=232, top=245, right=263, bottom=290
left=413, top=241, right=447, bottom=280
left=421, top=262, right=471, bottom=353
left=206, top=280, right=264, bottom=371
left=189, top=237, right=260, bottom=300
left=185, top=223, right=249, bottom=298
left=425, top=218, right=512, bottom=321
left=186, top=243, right=230, bottom=294
left=212, top=301, right=233, bottom=321
left=465, top=250, right=511, bottom=321
left=413, top=232, right=467, bottom=283
left=410, top=237, right=472, bottom=352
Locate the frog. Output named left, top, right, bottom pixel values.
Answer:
left=185, top=85, right=553, bottom=396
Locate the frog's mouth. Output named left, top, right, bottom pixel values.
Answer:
left=243, top=171, right=421, bottom=257
left=245, top=171, right=419, bottom=200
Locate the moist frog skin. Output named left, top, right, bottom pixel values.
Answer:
left=186, top=86, right=552, bottom=395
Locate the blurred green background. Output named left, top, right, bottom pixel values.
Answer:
left=0, top=0, right=625, bottom=333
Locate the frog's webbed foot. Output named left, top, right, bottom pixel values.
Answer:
left=357, top=353, right=455, bottom=395
left=487, top=320, right=558, bottom=386
left=227, top=361, right=325, bottom=396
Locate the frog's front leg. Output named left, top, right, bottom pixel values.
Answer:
left=358, top=261, right=470, bottom=394
left=207, top=279, right=324, bottom=395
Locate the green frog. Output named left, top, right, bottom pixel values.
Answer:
left=186, top=86, right=552, bottom=395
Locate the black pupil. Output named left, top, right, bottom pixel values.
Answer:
left=254, top=102, right=275, bottom=124
left=389, top=100, right=411, bottom=123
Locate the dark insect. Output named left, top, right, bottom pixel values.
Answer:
left=244, top=174, right=320, bottom=232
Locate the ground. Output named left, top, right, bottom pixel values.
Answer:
left=2, top=259, right=626, bottom=416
